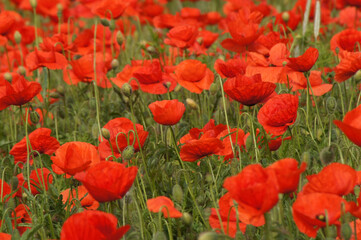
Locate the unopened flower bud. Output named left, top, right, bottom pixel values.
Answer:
left=17, top=66, right=26, bottom=76
left=282, top=12, right=290, bottom=22
left=121, top=83, right=132, bottom=97
left=198, top=232, right=219, bottom=240
left=341, top=223, right=352, bottom=240
left=326, top=97, right=337, bottom=114
left=282, top=61, right=288, bottom=66
left=49, top=92, right=61, bottom=99
left=30, top=0, right=37, bottom=8
left=116, top=31, right=124, bottom=46
left=196, top=37, right=203, bottom=45
left=152, top=231, right=167, bottom=240
left=10, top=176, right=19, bottom=191
left=320, top=146, right=334, bottom=165
left=209, top=83, right=217, bottom=95
left=101, top=128, right=110, bottom=140
left=30, top=110, right=40, bottom=124
left=205, top=173, right=212, bottom=183
left=111, top=59, right=119, bottom=69
left=174, top=84, right=182, bottom=92
left=182, top=212, right=192, bottom=226
left=172, top=184, right=183, bottom=203
left=109, top=20, right=116, bottom=31
left=355, top=70, right=361, bottom=81
left=186, top=98, right=198, bottom=110
left=57, top=3, right=63, bottom=13
left=100, top=18, right=110, bottom=27
left=4, top=72, right=12, bottom=82
left=301, top=151, right=311, bottom=165
left=122, top=145, right=135, bottom=161
left=14, top=31, right=22, bottom=44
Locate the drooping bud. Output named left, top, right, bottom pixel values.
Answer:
left=14, top=31, right=22, bottom=44
left=121, top=83, right=132, bottom=97
left=3, top=72, right=12, bottom=82
left=30, top=110, right=40, bottom=124
left=186, top=98, right=198, bottom=110
left=172, top=184, right=183, bottom=203
left=17, top=66, right=26, bottom=76
left=122, top=145, right=135, bottom=161
left=111, top=59, right=119, bottom=69
left=100, top=18, right=110, bottom=27
left=101, top=128, right=110, bottom=140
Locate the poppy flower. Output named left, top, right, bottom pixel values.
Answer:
left=74, top=161, right=137, bottom=202
left=10, top=128, right=60, bottom=165
left=223, top=164, right=279, bottom=226
left=51, top=142, right=100, bottom=176
left=302, top=163, right=357, bottom=196
left=60, top=210, right=130, bottom=240
left=110, top=62, right=139, bottom=91
left=93, top=0, right=131, bottom=19
left=16, top=168, right=53, bottom=196
left=289, top=71, right=333, bottom=95
left=0, top=180, right=12, bottom=202
left=244, top=129, right=292, bottom=152
left=214, top=57, right=247, bottom=78
left=330, top=29, right=361, bottom=53
left=292, top=192, right=352, bottom=238
left=274, top=11, right=301, bottom=32
left=0, top=74, right=41, bottom=111
left=209, top=193, right=247, bottom=237
left=334, top=51, right=361, bottom=83
left=216, top=128, right=246, bottom=161
left=12, top=204, right=31, bottom=235
left=173, top=59, right=214, bottom=94
left=61, top=185, right=99, bottom=210
left=267, top=158, right=307, bottom=194
left=180, top=138, right=224, bottom=162
left=132, top=59, right=177, bottom=94
left=223, top=74, right=276, bottom=106
left=334, top=104, right=361, bottom=147
left=0, top=11, right=16, bottom=36
left=25, top=48, right=68, bottom=72
left=147, top=196, right=182, bottom=218
left=286, top=47, right=319, bottom=72
left=257, top=94, right=299, bottom=136
left=0, top=233, right=11, bottom=240
left=164, top=24, right=198, bottom=49
left=148, top=100, right=185, bottom=126
left=98, top=117, right=148, bottom=160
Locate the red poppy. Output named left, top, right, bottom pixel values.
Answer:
left=223, top=164, right=279, bottom=226
left=132, top=59, right=177, bottom=94
left=338, top=7, right=361, bottom=28
left=0, top=11, right=16, bottom=36
left=98, top=117, right=148, bottom=160
left=51, top=142, right=100, bottom=176
left=289, top=71, right=333, bottom=95
left=334, top=104, right=361, bottom=147
left=209, top=193, right=247, bottom=237
left=223, top=74, right=276, bottom=106
left=148, top=100, right=185, bottom=126
left=74, top=161, right=138, bottom=202
left=244, top=129, right=292, bottom=152
left=334, top=51, right=361, bottom=83
left=292, top=192, right=352, bottom=238
left=330, top=29, right=361, bottom=53
left=60, top=210, right=130, bottom=240
left=93, top=0, right=132, bottom=19
left=0, top=233, right=11, bottom=240
left=0, top=74, right=41, bottom=111
left=10, top=128, right=60, bottom=165
left=214, top=57, right=247, bottom=78
left=17, top=168, right=53, bottom=196
left=257, top=94, right=299, bottom=136
left=110, top=62, right=140, bottom=91
left=216, top=128, right=246, bottom=161
left=147, top=196, right=182, bottom=218
left=12, top=204, right=31, bottom=235
left=0, top=180, right=12, bottom=202
left=40, top=34, right=75, bottom=53
left=274, top=10, right=301, bottom=32
left=302, top=163, right=357, bottom=196
left=61, top=185, right=99, bottom=210
left=286, top=47, right=319, bottom=72
left=337, top=0, right=361, bottom=8
left=173, top=59, right=214, bottom=94
left=25, top=48, right=68, bottom=71
left=267, top=158, right=307, bottom=194
left=164, top=24, right=198, bottom=49
left=180, top=137, right=224, bottom=162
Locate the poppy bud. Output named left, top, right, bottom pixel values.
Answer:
left=30, top=0, right=37, bottom=8
left=122, top=95, right=129, bottom=103
left=316, top=128, right=323, bottom=141
left=182, top=212, right=192, bottom=225
left=186, top=98, right=198, bottom=110
left=122, top=145, right=135, bottom=161
left=163, top=81, right=172, bottom=89
left=196, top=37, right=203, bottom=45
left=57, top=3, right=63, bottom=14
left=101, top=128, right=111, bottom=140
left=4, top=72, right=12, bottom=82
left=245, top=134, right=253, bottom=150
left=14, top=31, right=22, bottom=44
left=198, top=232, right=219, bottom=240
left=146, top=46, right=157, bottom=56
left=111, top=59, right=119, bottom=69
left=282, top=61, right=288, bottom=66
left=282, top=12, right=290, bottom=22
left=10, top=176, right=18, bottom=191
left=30, top=110, right=40, bottom=124
left=172, top=184, right=183, bottom=203
left=100, top=18, right=110, bottom=27
left=152, top=231, right=167, bottom=240
left=121, top=83, right=132, bottom=97
left=320, top=146, right=334, bottom=165
left=326, top=97, right=337, bottom=114
left=22, top=192, right=28, bottom=200
left=17, top=66, right=26, bottom=76
left=209, top=83, right=218, bottom=95
left=355, top=70, right=361, bottom=81
left=205, top=173, right=212, bottom=183
left=91, top=123, right=98, bottom=139
left=301, top=151, right=311, bottom=165
left=49, top=92, right=61, bottom=99
left=116, top=31, right=124, bottom=46
left=174, top=84, right=182, bottom=92
left=341, top=223, right=352, bottom=240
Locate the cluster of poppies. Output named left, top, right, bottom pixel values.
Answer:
left=1, top=0, right=361, bottom=239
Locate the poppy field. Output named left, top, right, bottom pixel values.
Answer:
left=2, top=0, right=361, bottom=239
